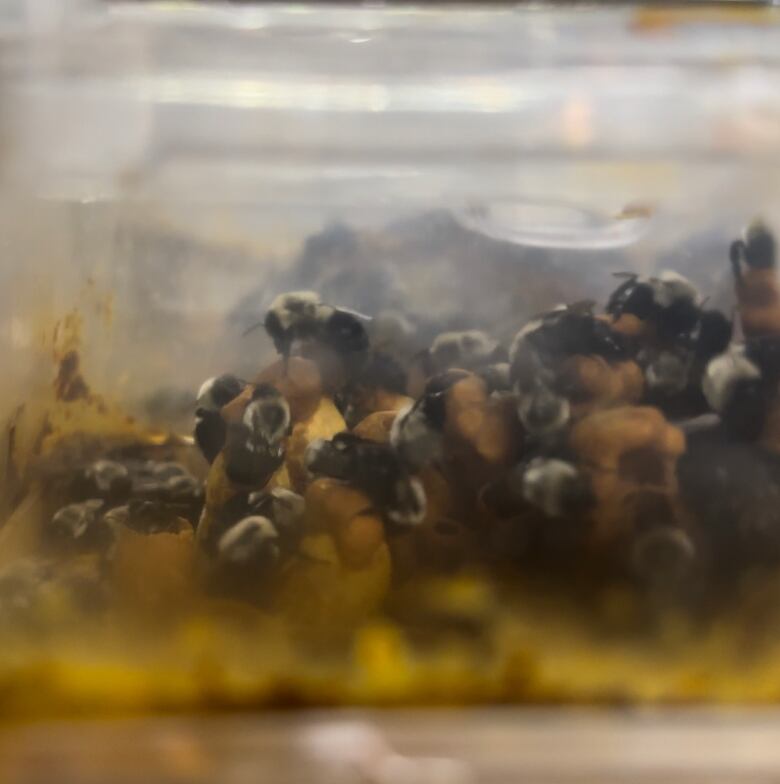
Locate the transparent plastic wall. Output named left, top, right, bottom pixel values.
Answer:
left=1, top=3, right=780, bottom=420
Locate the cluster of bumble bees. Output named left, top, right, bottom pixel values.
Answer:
left=32, top=219, right=780, bottom=631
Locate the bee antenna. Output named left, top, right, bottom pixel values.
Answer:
left=612, top=271, right=637, bottom=280
left=729, top=239, right=746, bottom=281
left=242, top=320, right=265, bottom=337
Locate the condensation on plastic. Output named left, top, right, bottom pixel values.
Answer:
left=1, top=2, right=780, bottom=404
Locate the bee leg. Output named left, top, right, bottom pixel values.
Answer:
left=730, top=239, right=746, bottom=283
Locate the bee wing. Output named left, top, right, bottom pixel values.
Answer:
left=331, top=306, right=373, bottom=322
left=567, top=299, right=597, bottom=315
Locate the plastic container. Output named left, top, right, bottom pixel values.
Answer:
left=2, top=2, right=780, bottom=402
left=3, top=0, right=780, bottom=726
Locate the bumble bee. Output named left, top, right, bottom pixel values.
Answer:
left=730, top=221, right=780, bottom=339
left=209, top=489, right=308, bottom=598
left=47, top=499, right=115, bottom=553
left=68, top=459, right=133, bottom=504
left=390, top=370, right=470, bottom=472
left=731, top=219, right=776, bottom=274
left=606, top=270, right=700, bottom=341
left=519, top=457, right=592, bottom=519
left=305, top=432, right=426, bottom=528
left=217, top=516, right=281, bottom=570
left=209, top=516, right=284, bottom=600
left=693, top=309, right=734, bottom=362
left=643, top=349, right=691, bottom=396
left=200, top=481, right=306, bottom=555
left=640, top=308, right=733, bottom=418
left=194, top=373, right=247, bottom=464
left=250, top=487, right=306, bottom=540
left=703, top=345, right=769, bottom=439
left=335, top=350, right=408, bottom=428
left=252, top=291, right=327, bottom=357
left=223, top=384, right=291, bottom=486
left=478, top=362, right=512, bottom=394
left=246, top=291, right=370, bottom=370
left=104, top=498, right=189, bottom=535
left=429, top=330, right=504, bottom=373
left=511, top=302, right=631, bottom=373
left=508, top=342, right=571, bottom=441
left=368, top=310, right=418, bottom=361
left=242, top=384, right=291, bottom=455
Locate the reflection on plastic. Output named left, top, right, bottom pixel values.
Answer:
left=300, top=720, right=472, bottom=784
left=457, top=197, right=653, bottom=250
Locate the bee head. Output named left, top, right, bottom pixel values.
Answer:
left=430, top=330, right=497, bottom=372
left=243, top=385, right=291, bottom=447
left=217, top=516, right=280, bottom=566
left=744, top=220, right=776, bottom=269
left=385, top=476, right=427, bottom=528
left=521, top=457, right=590, bottom=519
left=197, top=373, right=245, bottom=412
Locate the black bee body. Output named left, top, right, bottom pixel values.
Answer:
left=607, top=276, right=657, bottom=321
left=305, top=432, right=425, bottom=528
left=104, top=499, right=186, bottom=535
left=509, top=305, right=633, bottom=417
left=47, top=499, right=115, bottom=554
left=336, top=351, right=409, bottom=427
left=194, top=416, right=227, bottom=465
left=251, top=293, right=371, bottom=387
left=745, top=334, right=780, bottom=383
left=640, top=309, right=733, bottom=418
left=68, top=459, right=133, bottom=505
left=678, top=423, right=780, bottom=584
left=703, top=346, right=772, bottom=440
left=260, top=291, right=324, bottom=358
left=194, top=374, right=246, bottom=464
left=606, top=271, right=700, bottom=343
left=202, top=487, right=306, bottom=557
left=390, top=370, right=470, bottom=471
left=692, top=309, right=733, bottom=362
left=313, top=307, right=372, bottom=389
left=518, top=457, right=593, bottom=520
left=217, top=516, right=280, bottom=568
left=429, top=330, right=504, bottom=374
left=211, top=515, right=282, bottom=600
left=322, top=308, right=371, bottom=357
left=516, top=379, right=571, bottom=441
left=526, top=306, right=631, bottom=364
left=655, top=296, right=702, bottom=343
left=702, top=330, right=780, bottom=440
left=478, top=362, right=512, bottom=394
left=201, top=483, right=304, bottom=598
left=730, top=221, right=776, bottom=278
left=420, top=369, right=471, bottom=428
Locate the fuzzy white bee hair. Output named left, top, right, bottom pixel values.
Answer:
left=702, top=346, right=761, bottom=414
